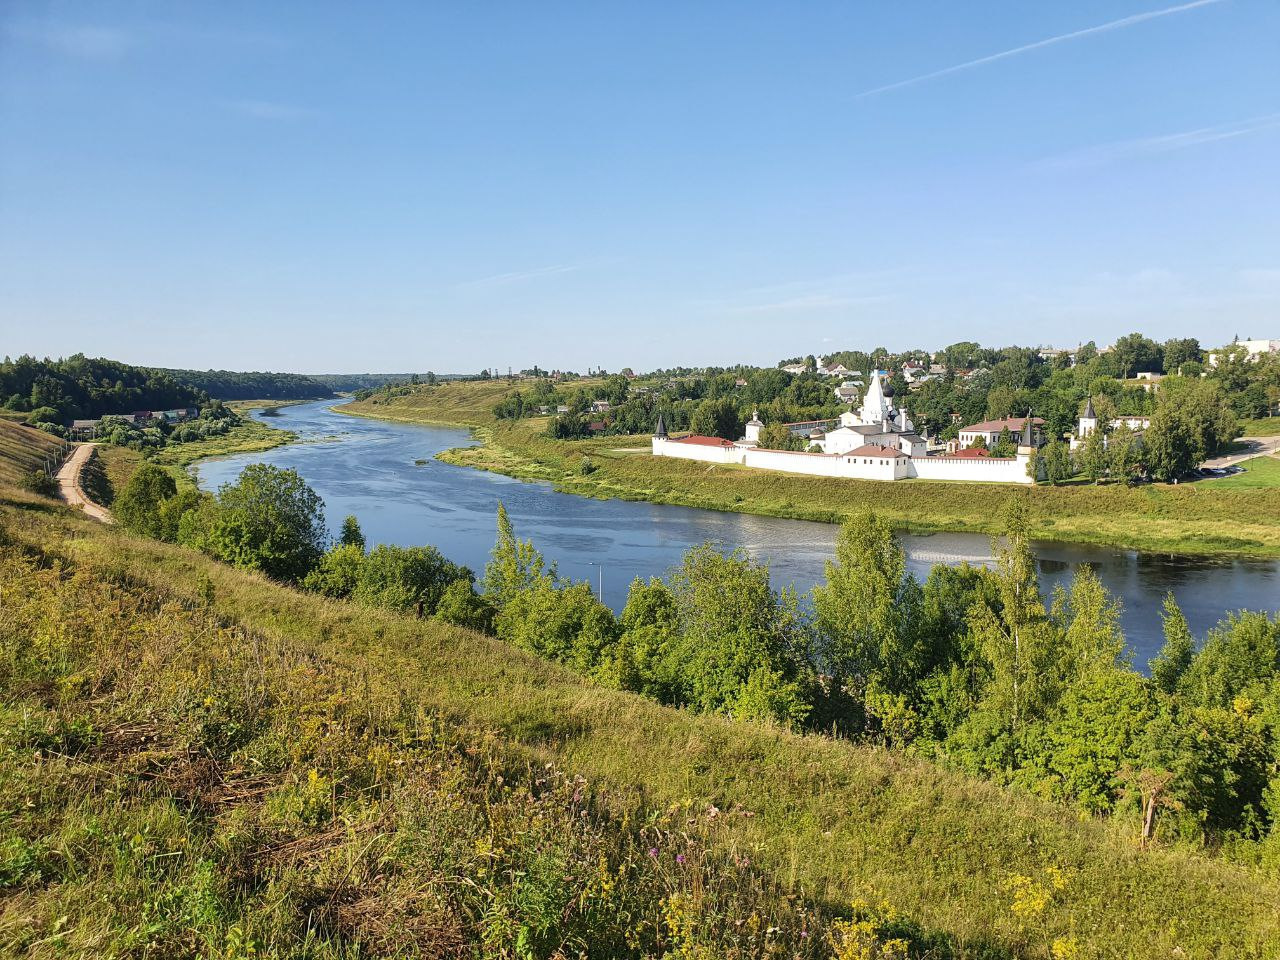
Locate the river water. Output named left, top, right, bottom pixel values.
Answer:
left=195, top=400, right=1279, bottom=667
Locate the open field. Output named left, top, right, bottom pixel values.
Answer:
left=1, top=488, right=1277, bottom=957
left=340, top=379, right=532, bottom=427
left=0, top=419, right=68, bottom=487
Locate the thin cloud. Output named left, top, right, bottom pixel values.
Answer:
left=1039, top=112, right=1280, bottom=168
left=457, top=262, right=591, bottom=289
left=5, top=22, right=133, bottom=60
left=225, top=99, right=318, bottom=121
left=725, top=293, right=892, bottom=316
left=856, top=0, right=1225, bottom=98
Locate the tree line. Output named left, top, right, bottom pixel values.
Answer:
left=1, top=354, right=205, bottom=425
left=112, top=461, right=1280, bottom=861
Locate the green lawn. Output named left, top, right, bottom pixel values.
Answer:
left=1199, top=455, right=1280, bottom=489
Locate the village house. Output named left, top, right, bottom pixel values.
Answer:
left=957, top=415, right=1044, bottom=450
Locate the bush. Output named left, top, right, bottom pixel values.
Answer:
left=113, top=463, right=177, bottom=538
left=19, top=470, right=58, bottom=497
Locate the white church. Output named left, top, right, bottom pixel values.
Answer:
left=652, top=372, right=1039, bottom=484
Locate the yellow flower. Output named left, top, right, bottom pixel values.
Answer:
left=1051, top=936, right=1080, bottom=959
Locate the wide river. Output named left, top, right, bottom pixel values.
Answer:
left=196, top=399, right=1279, bottom=666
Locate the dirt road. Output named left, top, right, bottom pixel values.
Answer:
left=56, top=442, right=112, bottom=523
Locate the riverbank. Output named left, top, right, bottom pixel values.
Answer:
left=339, top=394, right=1280, bottom=557
left=92, top=414, right=298, bottom=501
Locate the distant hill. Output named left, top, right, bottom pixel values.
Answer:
left=161, top=370, right=455, bottom=398
left=158, top=368, right=336, bottom=401
left=308, top=372, right=454, bottom=392
left=0, top=354, right=205, bottom=423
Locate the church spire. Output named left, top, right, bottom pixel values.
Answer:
left=1021, top=409, right=1034, bottom=447
left=654, top=412, right=667, bottom=438
left=1083, top=397, right=1096, bottom=419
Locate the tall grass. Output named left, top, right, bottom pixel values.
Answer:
left=2, top=491, right=1277, bottom=957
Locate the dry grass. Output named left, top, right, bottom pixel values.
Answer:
left=0, top=420, right=67, bottom=487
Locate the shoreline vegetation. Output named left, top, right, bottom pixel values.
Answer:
left=91, top=409, right=298, bottom=507
left=3, top=485, right=1279, bottom=956
left=338, top=387, right=1280, bottom=558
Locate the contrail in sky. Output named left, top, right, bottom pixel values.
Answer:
left=856, top=0, right=1227, bottom=98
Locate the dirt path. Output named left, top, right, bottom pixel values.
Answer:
left=56, top=442, right=112, bottom=523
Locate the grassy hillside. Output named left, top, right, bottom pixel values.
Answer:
left=0, top=419, right=67, bottom=487
left=341, top=379, right=560, bottom=428
left=2, top=490, right=1277, bottom=957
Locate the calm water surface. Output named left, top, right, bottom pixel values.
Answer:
left=196, top=400, right=1280, bottom=667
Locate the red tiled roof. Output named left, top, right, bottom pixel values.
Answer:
left=948, top=447, right=992, bottom=459
left=960, top=416, right=1044, bottom=433
left=846, top=444, right=907, bottom=458
left=670, top=435, right=736, bottom=447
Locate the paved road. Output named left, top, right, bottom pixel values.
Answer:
left=1202, top=434, right=1280, bottom=469
left=56, top=442, right=112, bottom=523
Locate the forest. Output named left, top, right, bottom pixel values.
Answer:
left=0, top=354, right=205, bottom=423
left=158, top=368, right=335, bottom=401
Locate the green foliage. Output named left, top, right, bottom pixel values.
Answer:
left=157, top=367, right=334, bottom=400
left=0, top=352, right=205, bottom=422
left=689, top=397, right=742, bottom=440
left=113, top=462, right=178, bottom=539
left=1152, top=593, right=1195, bottom=695
left=812, top=514, right=925, bottom=708
left=18, top=469, right=58, bottom=497
left=481, top=502, right=551, bottom=609
left=338, top=514, right=365, bottom=549
left=183, top=464, right=326, bottom=582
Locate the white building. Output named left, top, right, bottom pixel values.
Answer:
left=958, top=415, right=1043, bottom=450
left=1208, top=339, right=1280, bottom=367
left=652, top=373, right=1035, bottom=483
left=1069, top=398, right=1150, bottom=451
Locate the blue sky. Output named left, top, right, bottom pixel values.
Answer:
left=1, top=1, right=1277, bottom=373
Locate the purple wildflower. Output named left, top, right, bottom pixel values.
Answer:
left=676, top=853, right=686, bottom=865
left=648, top=847, right=659, bottom=859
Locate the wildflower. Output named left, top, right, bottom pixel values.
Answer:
left=676, top=853, right=686, bottom=865
left=648, top=847, right=659, bottom=859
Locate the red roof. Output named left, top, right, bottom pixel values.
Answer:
left=670, top=434, right=736, bottom=447
left=960, top=416, right=1044, bottom=433
left=949, top=447, right=992, bottom=459
left=846, top=444, right=907, bottom=458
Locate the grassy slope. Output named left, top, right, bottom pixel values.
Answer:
left=0, top=420, right=66, bottom=487
left=345, top=385, right=1280, bottom=556
left=340, top=379, right=522, bottom=427
left=1241, top=417, right=1280, bottom=437
left=2, top=490, right=1277, bottom=958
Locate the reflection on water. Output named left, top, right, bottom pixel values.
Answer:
left=194, top=400, right=1280, bottom=669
